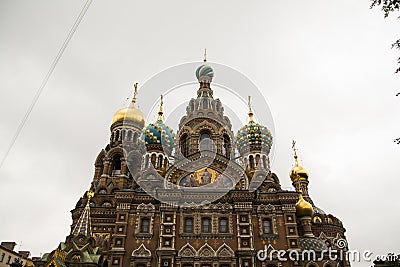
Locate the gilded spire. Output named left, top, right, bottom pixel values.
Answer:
left=292, top=140, right=299, bottom=166
left=248, top=96, right=254, bottom=122
left=132, top=82, right=138, bottom=105
left=71, top=190, right=94, bottom=236
left=290, top=140, right=309, bottom=183
left=157, top=95, right=164, bottom=121
left=203, top=48, right=207, bottom=63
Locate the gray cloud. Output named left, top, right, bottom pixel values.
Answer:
left=0, top=1, right=399, bottom=266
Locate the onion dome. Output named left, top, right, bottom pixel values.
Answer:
left=142, top=95, right=175, bottom=151
left=112, top=106, right=145, bottom=126
left=111, top=83, right=145, bottom=127
left=295, top=194, right=314, bottom=218
left=195, top=50, right=214, bottom=83
left=196, top=64, right=214, bottom=83
left=236, top=96, right=273, bottom=155
left=290, top=141, right=309, bottom=182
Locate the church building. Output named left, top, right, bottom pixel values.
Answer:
left=33, top=59, right=350, bottom=267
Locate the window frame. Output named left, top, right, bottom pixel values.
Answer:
left=202, top=217, right=211, bottom=233
left=140, top=218, right=150, bottom=233
left=219, top=217, right=228, bottom=233
left=262, top=218, right=272, bottom=234
left=184, top=217, right=193, bottom=233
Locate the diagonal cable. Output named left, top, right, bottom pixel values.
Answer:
left=0, top=0, right=93, bottom=169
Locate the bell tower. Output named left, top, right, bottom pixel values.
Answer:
left=176, top=57, right=234, bottom=160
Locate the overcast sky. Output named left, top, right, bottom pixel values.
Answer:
left=0, top=1, right=399, bottom=266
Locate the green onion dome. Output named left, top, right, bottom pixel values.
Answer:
left=142, top=119, right=175, bottom=152
left=236, top=120, right=273, bottom=155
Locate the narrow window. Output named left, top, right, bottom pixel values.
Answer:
left=158, top=155, right=163, bottom=168
left=111, top=154, right=121, bottom=175
left=263, top=219, right=272, bottom=234
left=200, top=132, right=212, bottom=151
left=223, top=134, right=231, bottom=158
left=219, top=218, right=228, bottom=233
left=151, top=153, right=156, bottom=167
left=184, top=218, right=193, bottom=233
left=141, top=218, right=150, bottom=233
left=249, top=155, right=254, bottom=169
left=180, top=134, right=189, bottom=157
left=202, top=217, right=211, bottom=233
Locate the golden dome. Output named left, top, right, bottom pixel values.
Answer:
left=295, top=194, right=313, bottom=218
left=290, top=164, right=309, bottom=182
left=111, top=104, right=145, bottom=127
left=290, top=140, right=309, bottom=182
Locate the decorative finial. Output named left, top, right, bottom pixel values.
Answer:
left=292, top=140, right=299, bottom=166
left=248, top=96, right=254, bottom=122
left=132, top=82, right=138, bottom=104
left=87, top=190, right=94, bottom=201
left=158, top=95, right=164, bottom=121
left=203, top=48, right=207, bottom=63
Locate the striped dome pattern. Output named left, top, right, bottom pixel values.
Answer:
left=195, top=64, right=214, bottom=82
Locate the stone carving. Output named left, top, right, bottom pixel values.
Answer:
left=131, top=244, right=151, bottom=258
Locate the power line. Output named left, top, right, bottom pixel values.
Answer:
left=0, top=0, right=93, bottom=169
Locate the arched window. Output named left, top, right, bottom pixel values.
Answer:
left=145, top=154, right=149, bottom=168
left=116, top=130, right=120, bottom=141
left=127, top=130, right=132, bottom=141
left=158, top=155, right=163, bottom=168
left=263, top=219, right=272, bottom=234
left=140, top=218, right=150, bottom=233
left=121, top=130, right=125, bottom=140
left=151, top=154, right=156, bottom=167
left=203, top=99, right=208, bottom=109
left=223, top=134, right=231, bottom=158
left=219, top=218, right=228, bottom=233
left=263, top=155, right=267, bottom=168
left=184, top=218, right=193, bottom=233
left=249, top=155, right=255, bottom=169
left=202, top=217, right=211, bottom=233
left=200, top=132, right=212, bottom=151
left=255, top=154, right=261, bottom=166
left=180, top=134, right=189, bottom=157
left=164, top=157, right=168, bottom=168
left=313, top=216, right=322, bottom=223
left=111, top=154, right=121, bottom=175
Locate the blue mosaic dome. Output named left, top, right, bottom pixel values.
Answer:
left=195, top=64, right=214, bottom=83
left=236, top=121, right=273, bottom=154
left=143, top=119, right=175, bottom=151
